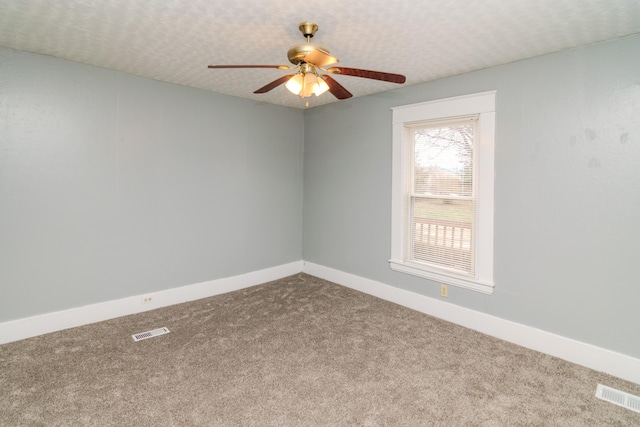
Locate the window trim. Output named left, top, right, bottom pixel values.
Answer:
left=390, top=91, right=496, bottom=294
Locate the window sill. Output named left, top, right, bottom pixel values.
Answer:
left=389, top=259, right=494, bottom=294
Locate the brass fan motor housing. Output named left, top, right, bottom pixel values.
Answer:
left=287, top=43, right=330, bottom=65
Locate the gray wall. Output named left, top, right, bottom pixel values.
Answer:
left=303, top=34, right=640, bottom=358
left=0, top=48, right=304, bottom=322
left=2, top=34, right=639, bottom=361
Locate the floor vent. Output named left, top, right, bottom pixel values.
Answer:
left=595, top=384, right=640, bottom=413
left=132, top=327, right=170, bottom=342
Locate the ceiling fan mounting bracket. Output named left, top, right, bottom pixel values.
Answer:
left=299, top=22, right=318, bottom=39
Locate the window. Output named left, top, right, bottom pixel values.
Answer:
left=390, top=92, right=495, bottom=294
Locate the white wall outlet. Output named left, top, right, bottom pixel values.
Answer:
left=141, top=296, right=154, bottom=304
left=440, top=285, right=448, bottom=298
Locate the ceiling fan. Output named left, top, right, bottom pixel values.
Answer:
left=208, top=22, right=406, bottom=104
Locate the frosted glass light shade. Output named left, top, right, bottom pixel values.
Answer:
left=301, top=73, right=318, bottom=98
left=285, top=74, right=304, bottom=95
left=315, top=77, right=329, bottom=96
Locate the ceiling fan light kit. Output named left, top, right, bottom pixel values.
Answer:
left=285, top=63, right=330, bottom=97
left=208, top=22, right=406, bottom=105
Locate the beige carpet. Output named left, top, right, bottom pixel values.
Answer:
left=1, top=273, right=639, bottom=426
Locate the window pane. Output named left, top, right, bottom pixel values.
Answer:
left=411, top=197, right=475, bottom=274
left=413, top=121, right=474, bottom=197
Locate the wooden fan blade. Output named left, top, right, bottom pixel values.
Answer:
left=208, top=64, right=290, bottom=69
left=321, top=75, right=353, bottom=100
left=254, top=75, right=294, bottom=94
left=303, top=48, right=339, bottom=68
left=326, top=66, right=406, bottom=84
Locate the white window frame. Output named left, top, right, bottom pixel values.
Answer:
left=390, top=91, right=496, bottom=294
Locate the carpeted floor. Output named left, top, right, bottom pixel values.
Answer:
left=1, top=273, right=639, bottom=426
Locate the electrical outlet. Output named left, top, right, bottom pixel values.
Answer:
left=440, top=285, right=448, bottom=298
left=142, top=297, right=154, bottom=304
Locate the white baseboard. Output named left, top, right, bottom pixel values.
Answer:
left=302, top=261, right=640, bottom=386
left=0, top=261, right=303, bottom=345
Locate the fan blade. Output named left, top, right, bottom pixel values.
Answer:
left=303, top=48, right=339, bottom=68
left=326, top=66, right=406, bottom=84
left=208, top=64, right=290, bottom=69
left=254, top=75, right=294, bottom=94
left=321, top=75, right=353, bottom=100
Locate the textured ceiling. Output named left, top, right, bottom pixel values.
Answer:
left=1, top=0, right=639, bottom=109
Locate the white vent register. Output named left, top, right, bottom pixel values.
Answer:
left=595, top=384, right=640, bottom=413
left=132, top=327, right=170, bottom=342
